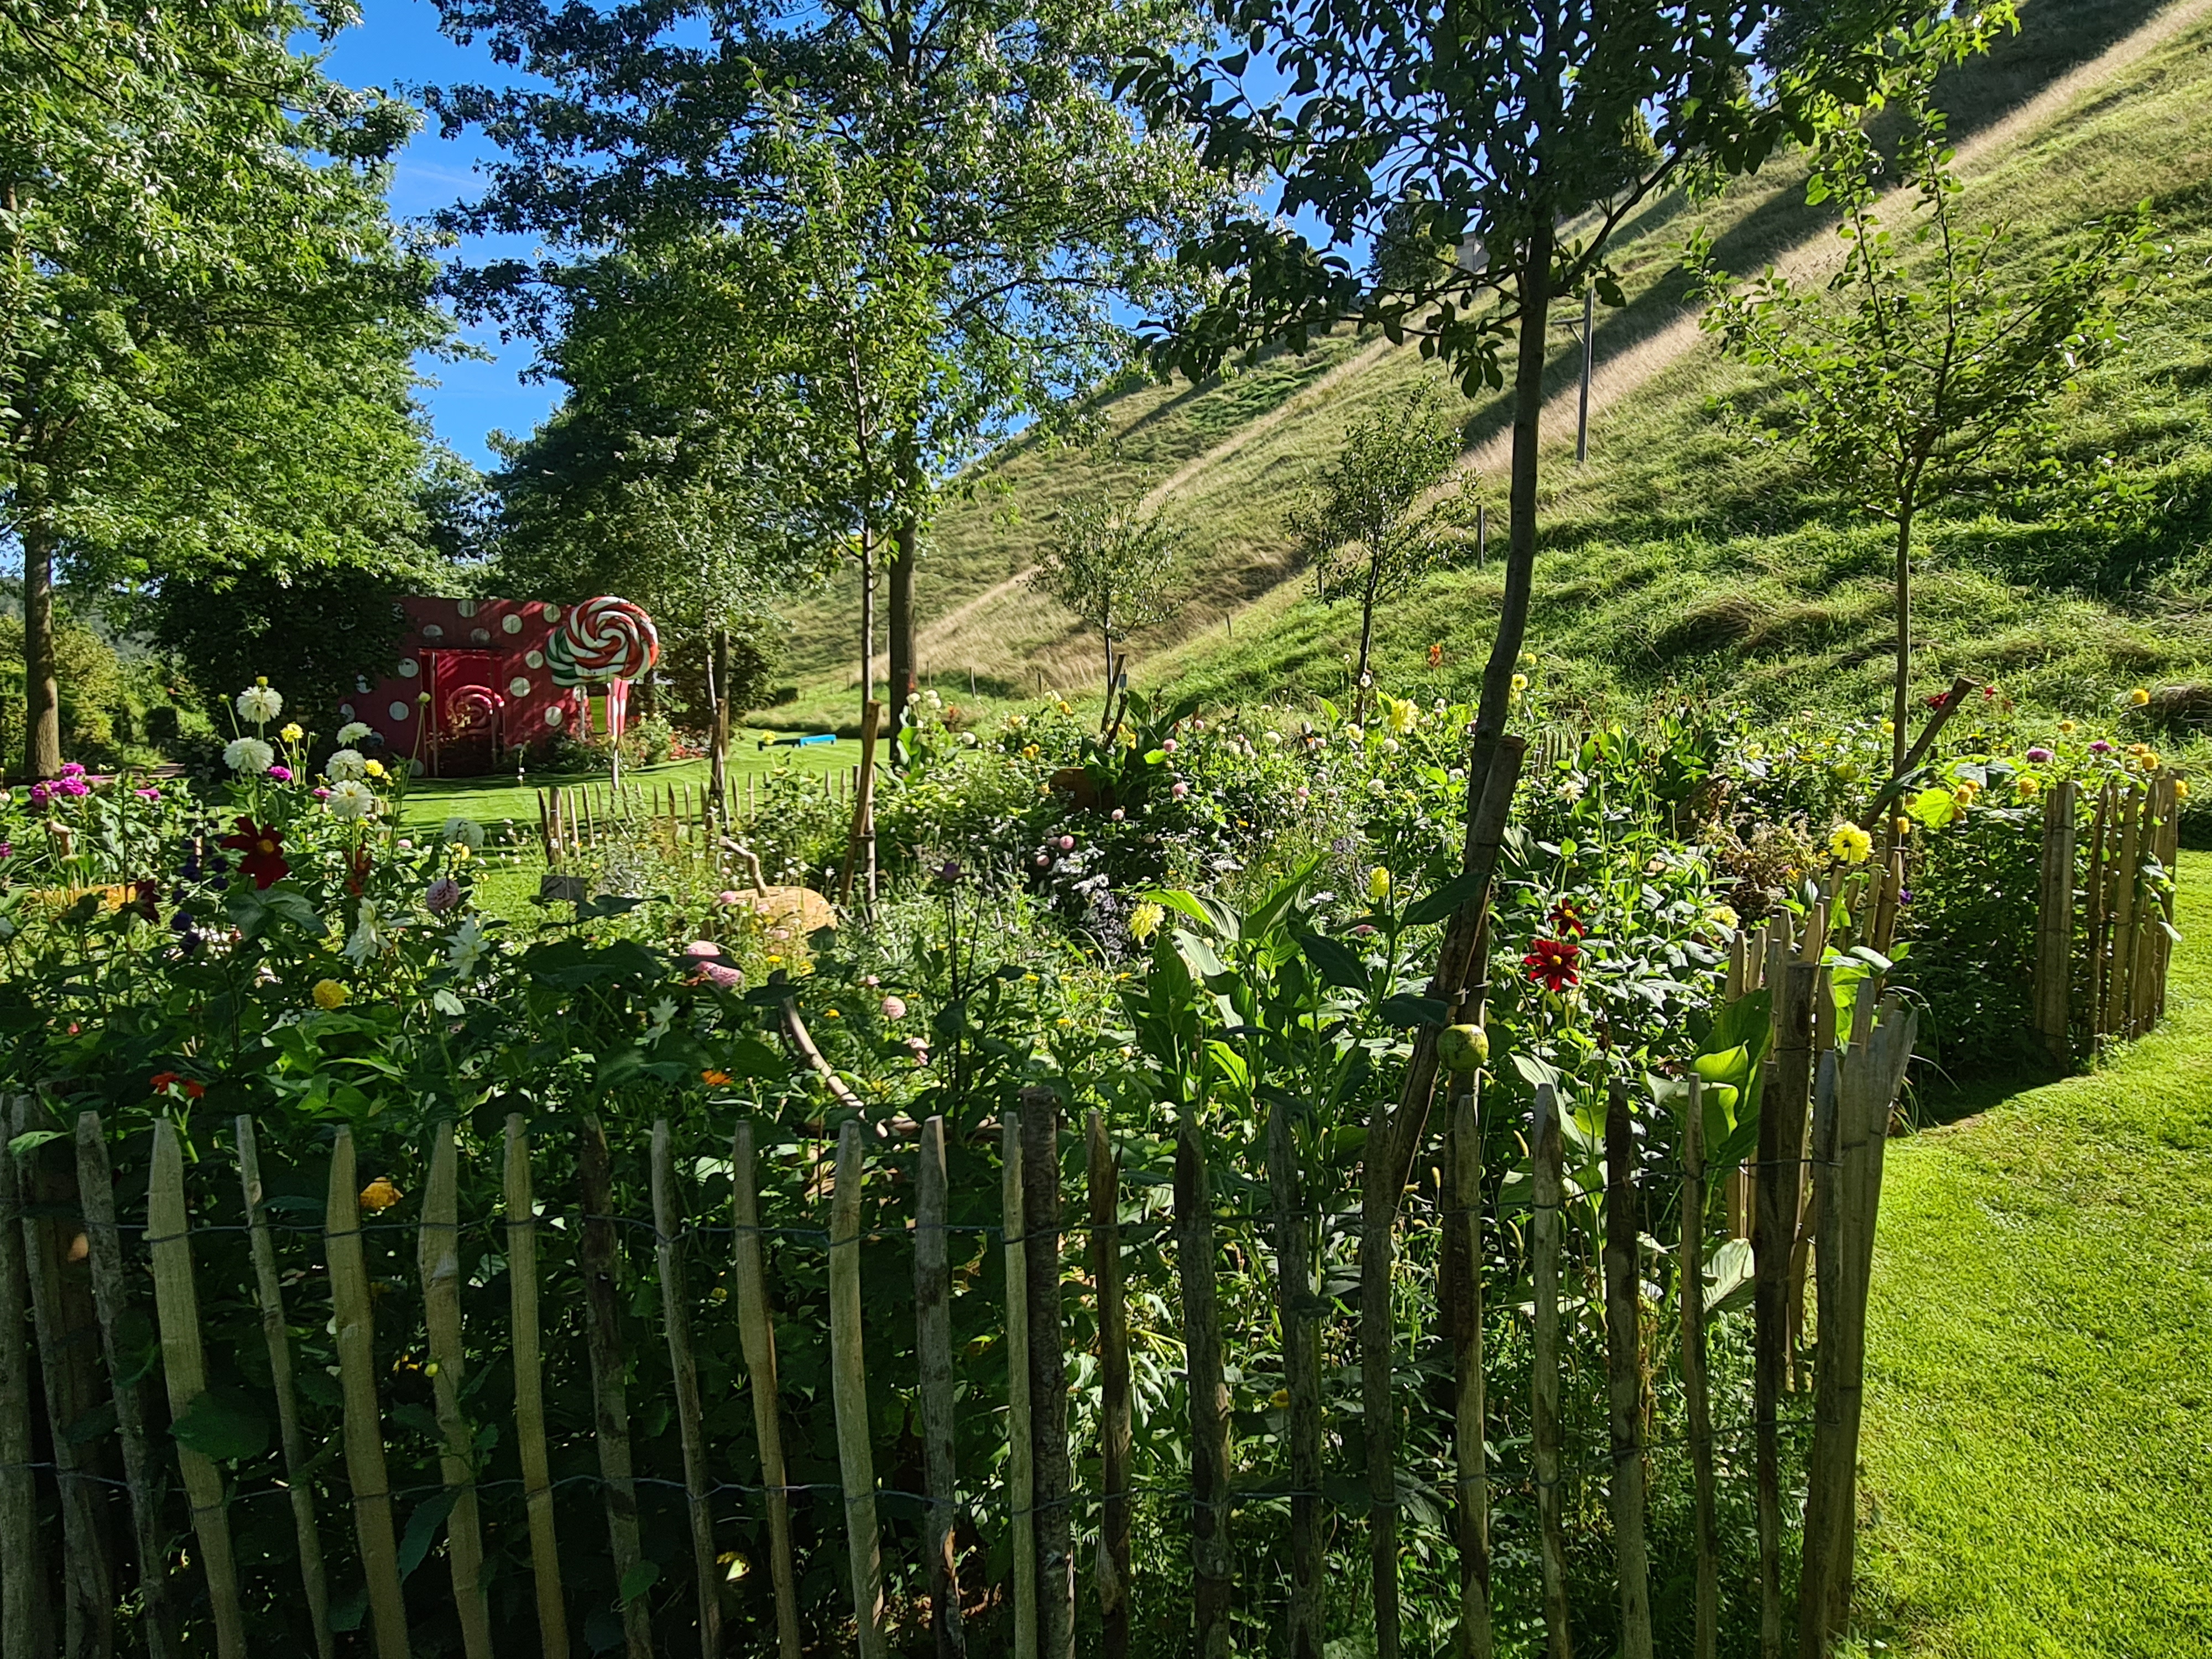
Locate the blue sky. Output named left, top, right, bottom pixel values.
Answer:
left=320, top=0, right=555, bottom=469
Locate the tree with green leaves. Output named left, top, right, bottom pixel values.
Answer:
left=1031, top=495, right=1187, bottom=704
left=429, top=0, right=1229, bottom=748
left=1290, top=383, right=1464, bottom=724
left=2, top=0, right=446, bottom=776
left=1695, top=60, right=2162, bottom=776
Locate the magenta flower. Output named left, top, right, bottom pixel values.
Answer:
left=424, top=876, right=463, bottom=914
left=881, top=995, right=907, bottom=1020
left=685, top=940, right=723, bottom=957
left=134, top=787, right=160, bottom=801
left=312, top=787, right=331, bottom=801
left=2091, top=739, right=2114, bottom=754
left=0, top=843, right=11, bottom=859
left=1057, top=834, right=1074, bottom=851
left=699, top=962, right=741, bottom=989
left=1171, top=780, right=1190, bottom=799
left=28, top=784, right=51, bottom=808
left=2025, top=747, right=2054, bottom=764
left=55, top=777, right=89, bottom=799
left=268, top=765, right=294, bottom=783
left=58, top=761, right=85, bottom=779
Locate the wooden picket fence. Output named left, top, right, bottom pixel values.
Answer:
left=536, top=770, right=864, bottom=869
left=2032, top=774, right=2179, bottom=1064
left=1, top=973, right=1919, bottom=1658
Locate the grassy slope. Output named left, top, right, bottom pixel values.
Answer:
left=1858, top=849, right=2212, bottom=1657
left=772, top=0, right=2212, bottom=740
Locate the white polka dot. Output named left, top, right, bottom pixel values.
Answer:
left=338, top=703, right=355, bottom=720
left=525, top=650, right=543, bottom=669
left=502, top=614, right=523, bottom=635
left=541, top=603, right=562, bottom=622
left=472, top=628, right=491, bottom=644
left=543, top=706, right=564, bottom=726
left=398, top=659, right=419, bottom=679
left=389, top=701, right=411, bottom=722
left=509, top=676, right=531, bottom=698
left=356, top=676, right=369, bottom=693
left=457, top=599, right=477, bottom=618
left=421, top=623, right=444, bottom=640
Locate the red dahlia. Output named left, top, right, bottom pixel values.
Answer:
left=217, top=816, right=290, bottom=889
left=1523, top=937, right=1582, bottom=993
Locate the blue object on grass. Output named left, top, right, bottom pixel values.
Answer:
left=757, top=732, right=839, bottom=749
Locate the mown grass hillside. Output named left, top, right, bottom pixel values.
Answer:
left=773, top=0, right=2212, bottom=744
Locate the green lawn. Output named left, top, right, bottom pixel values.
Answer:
left=394, top=733, right=859, bottom=831
left=1859, top=849, right=2212, bottom=1656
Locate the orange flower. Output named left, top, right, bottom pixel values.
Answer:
left=149, top=1071, right=207, bottom=1099
left=701, top=1069, right=733, bottom=1087
left=358, top=1177, right=402, bottom=1212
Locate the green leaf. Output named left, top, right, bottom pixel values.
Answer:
left=1705, top=1238, right=1756, bottom=1317
left=1296, top=933, right=1369, bottom=992
left=170, top=1386, right=270, bottom=1463
left=1403, top=868, right=1488, bottom=927
left=1377, top=994, right=1449, bottom=1029
left=618, top=1560, right=660, bottom=1604
left=396, top=1488, right=458, bottom=1581
left=7, top=1130, right=65, bottom=1159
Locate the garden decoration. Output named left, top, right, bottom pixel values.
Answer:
left=341, top=596, right=661, bottom=777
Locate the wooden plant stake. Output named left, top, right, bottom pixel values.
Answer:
left=577, top=1118, right=653, bottom=1659
left=236, top=1116, right=336, bottom=1659
left=1176, top=1110, right=1234, bottom=1659
left=2104, top=787, right=2142, bottom=1038
left=650, top=1121, right=721, bottom=1658
left=326, top=1126, right=408, bottom=1659
left=145, top=1118, right=247, bottom=1658
left=1530, top=1084, right=1572, bottom=1659
left=0, top=1102, right=46, bottom=1659
left=75, top=1114, right=178, bottom=1658
left=419, top=1123, right=492, bottom=1659
left=1757, top=964, right=1817, bottom=1659
left=1681, top=1079, right=1719, bottom=1659
left=2033, top=780, right=2079, bottom=1065
left=916, top=1117, right=969, bottom=1658
left=1266, top=1103, right=1326, bottom=1659
left=732, top=1123, right=801, bottom=1659
left=1001, top=1115, right=1038, bottom=1659
left=1603, top=1090, right=1653, bottom=1659
left=1089, top=1113, right=1133, bottom=1659
left=828, top=1121, right=886, bottom=1659
left=1445, top=1072, right=1492, bottom=1659
left=1022, top=1093, right=1075, bottom=1659
left=16, top=1098, right=114, bottom=1656
left=502, top=1118, right=568, bottom=1659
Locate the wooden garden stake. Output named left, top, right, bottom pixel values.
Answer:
left=732, top=1123, right=801, bottom=1659
left=75, top=1113, right=178, bottom=1659
left=1001, top=1114, right=1037, bottom=1659
left=1531, top=1084, right=1572, bottom=1659
left=1603, top=1089, right=1653, bottom=1659
left=2106, top=786, right=2142, bottom=1037
left=15, top=1098, right=113, bottom=1656
left=148, top=1117, right=247, bottom=1658
left=1446, top=1074, right=1492, bottom=1659
left=419, top=1122, right=493, bottom=1659
left=1176, top=1111, right=1234, bottom=1659
left=651, top=1120, right=722, bottom=1658
left=0, top=1102, right=46, bottom=1659
left=828, top=1120, right=886, bottom=1659
left=1089, top=1113, right=1133, bottom=1659
left=502, top=1118, right=569, bottom=1659
left=578, top=1117, right=653, bottom=1659
left=1681, top=1078, right=1719, bottom=1659
left=326, top=1125, right=409, bottom=1659
left=2034, top=781, right=2079, bottom=1065
left=916, top=1117, right=969, bottom=1657
left=1022, top=1093, right=1075, bottom=1659
left=1265, top=1102, right=1326, bottom=1659
left=236, top=1116, right=336, bottom=1659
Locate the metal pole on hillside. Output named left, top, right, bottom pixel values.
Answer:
left=1577, top=286, right=1594, bottom=465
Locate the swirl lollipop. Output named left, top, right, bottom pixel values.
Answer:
left=549, top=596, right=659, bottom=686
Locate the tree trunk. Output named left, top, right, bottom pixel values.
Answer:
left=1890, top=504, right=1914, bottom=775
left=859, top=531, right=876, bottom=718
left=709, top=625, right=730, bottom=819
left=22, top=511, right=60, bottom=779
left=1354, top=561, right=1380, bottom=727
left=888, top=518, right=917, bottom=761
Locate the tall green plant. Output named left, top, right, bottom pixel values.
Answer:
left=1031, top=496, right=1186, bottom=703
left=1693, top=53, right=2163, bottom=775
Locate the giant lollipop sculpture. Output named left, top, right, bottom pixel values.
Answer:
left=547, top=596, right=660, bottom=752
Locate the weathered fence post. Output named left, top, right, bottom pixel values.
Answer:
left=1759, top=963, right=1817, bottom=1659
left=419, top=1121, right=493, bottom=1659
left=1531, top=1083, right=1572, bottom=1659
left=732, top=1122, right=802, bottom=1659
left=1176, top=1107, right=1233, bottom=1659
left=577, top=1117, right=652, bottom=1659
left=1022, top=1093, right=1075, bottom=1659
left=1446, top=1072, right=1492, bottom=1659
left=2104, top=786, right=2143, bottom=1038
left=650, top=1119, right=721, bottom=1658
left=1603, top=1089, right=1653, bottom=1659
left=1001, top=1113, right=1038, bottom=1659
left=1681, top=1077, right=1719, bottom=1659
left=1088, top=1112, right=1133, bottom=1659
left=828, top=1119, right=887, bottom=1659
left=915, top=1115, right=969, bottom=1658
left=2034, top=779, right=2079, bottom=1065
left=146, top=1118, right=247, bottom=1658
left=74, top=1113, right=178, bottom=1658
left=502, top=1117, right=569, bottom=1659
left=325, top=1125, right=408, bottom=1659
left=0, top=1103, right=45, bottom=1659
left=1267, top=1102, right=1326, bottom=1659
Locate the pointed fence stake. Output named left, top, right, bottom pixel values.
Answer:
left=502, top=1117, right=569, bottom=1659
left=732, top=1123, right=802, bottom=1659
left=828, top=1121, right=886, bottom=1659
left=325, top=1125, right=408, bottom=1659
left=915, top=1117, right=968, bottom=1657
left=651, top=1120, right=722, bottom=1658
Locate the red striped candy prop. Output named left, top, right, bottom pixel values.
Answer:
left=549, top=596, right=660, bottom=687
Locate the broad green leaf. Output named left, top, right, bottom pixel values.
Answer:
left=170, top=1386, right=270, bottom=1463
